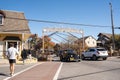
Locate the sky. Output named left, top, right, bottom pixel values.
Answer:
left=0, top=0, right=120, bottom=43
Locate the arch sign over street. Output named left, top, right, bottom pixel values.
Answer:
left=43, top=27, right=83, bottom=34
left=42, top=27, right=84, bottom=53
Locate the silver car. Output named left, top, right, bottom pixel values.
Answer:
left=81, top=47, right=108, bottom=60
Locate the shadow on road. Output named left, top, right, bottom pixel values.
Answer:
left=0, top=73, right=9, bottom=77
left=58, top=68, right=120, bottom=80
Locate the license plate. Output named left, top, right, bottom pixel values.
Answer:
left=102, top=52, right=105, bottom=54
left=70, top=58, right=74, bottom=61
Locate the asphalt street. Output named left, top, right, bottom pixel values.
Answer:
left=58, top=57, right=120, bottom=80
left=0, top=57, right=120, bottom=80
left=0, top=63, right=37, bottom=80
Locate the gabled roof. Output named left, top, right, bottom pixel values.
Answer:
left=0, top=10, right=31, bottom=33
left=3, top=36, right=21, bottom=41
left=98, top=33, right=112, bottom=39
left=79, top=35, right=96, bottom=41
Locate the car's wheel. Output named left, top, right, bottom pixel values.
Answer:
left=81, top=55, right=85, bottom=60
left=103, top=57, right=107, bottom=60
left=67, top=57, right=70, bottom=62
left=60, top=56, right=63, bottom=61
left=77, top=59, right=81, bottom=62
left=92, top=55, right=97, bottom=61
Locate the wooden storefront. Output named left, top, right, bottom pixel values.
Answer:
left=0, top=32, right=31, bottom=58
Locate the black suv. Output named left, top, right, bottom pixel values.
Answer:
left=59, top=49, right=80, bottom=62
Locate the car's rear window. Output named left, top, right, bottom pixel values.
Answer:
left=97, top=49, right=106, bottom=51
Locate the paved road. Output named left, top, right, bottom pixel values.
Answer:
left=0, top=63, right=37, bottom=80
left=58, top=57, right=120, bottom=80
left=0, top=62, right=61, bottom=80
left=0, top=57, right=120, bottom=80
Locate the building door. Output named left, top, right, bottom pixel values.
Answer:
left=8, top=42, right=17, bottom=48
left=5, top=41, right=20, bottom=52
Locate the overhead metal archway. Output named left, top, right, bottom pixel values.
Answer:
left=43, top=27, right=83, bottom=33
left=42, top=27, right=84, bottom=53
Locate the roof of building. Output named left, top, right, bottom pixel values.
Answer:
left=98, top=33, right=112, bottom=38
left=0, top=10, right=31, bottom=33
left=79, top=35, right=96, bottom=41
left=3, top=36, right=21, bottom=41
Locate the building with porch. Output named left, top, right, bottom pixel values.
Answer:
left=0, top=10, right=31, bottom=58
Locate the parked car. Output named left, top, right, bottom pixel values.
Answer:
left=81, top=47, right=108, bottom=60
left=59, top=49, right=80, bottom=62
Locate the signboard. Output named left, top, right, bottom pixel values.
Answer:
left=43, top=27, right=83, bottom=34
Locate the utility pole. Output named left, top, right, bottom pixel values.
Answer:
left=42, top=29, right=45, bottom=54
left=109, top=2, right=115, bottom=55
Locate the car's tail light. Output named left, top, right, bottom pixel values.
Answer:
left=97, top=51, right=100, bottom=54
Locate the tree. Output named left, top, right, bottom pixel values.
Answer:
left=53, top=44, right=60, bottom=56
left=107, top=35, right=120, bottom=50
left=29, top=34, right=55, bottom=50
left=114, top=35, right=120, bottom=50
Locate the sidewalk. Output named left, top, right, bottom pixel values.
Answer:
left=108, top=56, right=120, bottom=59
left=0, top=59, right=9, bottom=64
left=0, top=58, right=37, bottom=65
left=5, top=62, right=61, bottom=80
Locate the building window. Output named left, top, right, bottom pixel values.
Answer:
left=88, top=41, right=89, bottom=44
left=0, top=14, right=4, bottom=25
left=93, top=41, right=94, bottom=44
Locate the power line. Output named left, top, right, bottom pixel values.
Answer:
left=5, top=17, right=117, bottom=28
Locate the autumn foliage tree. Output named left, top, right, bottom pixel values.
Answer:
left=29, top=34, right=55, bottom=50
left=109, top=34, right=120, bottom=50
